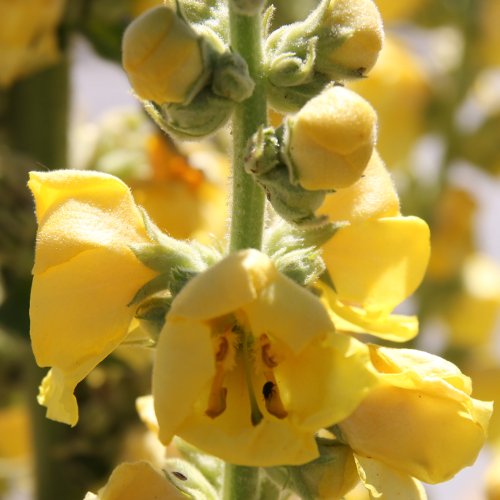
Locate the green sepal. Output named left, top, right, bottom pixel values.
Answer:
left=266, top=73, right=331, bottom=113
left=164, top=458, right=220, bottom=500
left=264, top=437, right=358, bottom=500
left=145, top=88, right=234, bottom=141
left=267, top=36, right=317, bottom=88
left=272, top=247, right=325, bottom=286
left=212, top=51, right=255, bottom=103
left=259, top=165, right=328, bottom=226
left=244, top=125, right=280, bottom=177
left=134, top=295, right=173, bottom=340
left=129, top=243, right=199, bottom=273
left=174, top=437, right=224, bottom=491
left=229, top=0, right=266, bottom=16
left=169, top=267, right=200, bottom=296
left=127, top=273, right=171, bottom=306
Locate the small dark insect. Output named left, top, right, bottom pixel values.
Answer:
left=172, top=471, right=188, bottom=481
left=262, top=381, right=275, bottom=400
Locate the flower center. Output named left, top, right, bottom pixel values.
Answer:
left=205, top=322, right=288, bottom=424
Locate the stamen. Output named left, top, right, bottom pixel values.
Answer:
left=205, top=336, right=230, bottom=418
left=260, top=335, right=288, bottom=419
left=260, top=333, right=278, bottom=368
left=205, top=364, right=227, bottom=418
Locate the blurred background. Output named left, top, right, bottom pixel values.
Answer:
left=1, top=0, right=500, bottom=498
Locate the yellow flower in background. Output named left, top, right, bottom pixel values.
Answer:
left=75, top=110, right=228, bottom=242
left=0, top=405, right=32, bottom=459
left=122, top=5, right=206, bottom=104
left=427, top=187, right=477, bottom=281
left=486, top=452, right=500, bottom=500
left=444, top=254, right=500, bottom=348
left=349, top=36, right=430, bottom=167
left=29, top=170, right=157, bottom=426
left=478, top=0, right=500, bottom=67
left=339, top=345, right=492, bottom=484
left=84, top=461, right=186, bottom=500
left=318, top=152, right=430, bottom=342
left=0, top=0, right=65, bottom=87
left=288, top=86, right=377, bottom=190
left=130, top=133, right=228, bottom=242
left=153, top=249, right=377, bottom=466
left=374, top=0, right=427, bottom=23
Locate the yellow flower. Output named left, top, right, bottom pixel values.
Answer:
left=153, top=249, right=377, bottom=466
left=374, top=0, right=427, bottom=23
left=318, top=152, right=430, bottom=341
left=0, top=0, right=64, bottom=87
left=444, top=254, right=500, bottom=348
left=84, top=461, right=186, bottom=500
left=122, top=5, right=206, bottom=104
left=349, top=36, right=430, bottom=167
left=130, top=133, right=228, bottom=242
left=288, top=86, right=377, bottom=190
left=426, top=187, right=476, bottom=281
left=29, top=170, right=157, bottom=426
left=339, top=345, right=492, bottom=484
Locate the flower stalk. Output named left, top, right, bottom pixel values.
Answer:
left=228, top=1, right=267, bottom=252
left=225, top=2, right=267, bottom=495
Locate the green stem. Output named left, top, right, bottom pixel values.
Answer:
left=223, top=464, right=261, bottom=500
left=228, top=3, right=267, bottom=252
left=224, top=3, right=267, bottom=499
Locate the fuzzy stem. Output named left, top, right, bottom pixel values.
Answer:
left=228, top=2, right=267, bottom=252
left=224, top=2, right=268, bottom=498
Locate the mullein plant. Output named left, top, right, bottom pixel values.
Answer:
left=27, top=0, right=493, bottom=498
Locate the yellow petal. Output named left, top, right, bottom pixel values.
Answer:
left=355, top=455, right=427, bottom=500
left=92, top=461, right=185, bottom=500
left=340, top=346, right=493, bottom=483
left=243, top=271, right=334, bottom=353
left=170, top=249, right=275, bottom=321
left=277, top=333, right=377, bottom=430
left=322, top=285, right=419, bottom=342
left=31, top=249, right=155, bottom=425
left=322, top=216, right=430, bottom=315
left=29, top=170, right=150, bottom=274
left=153, top=319, right=216, bottom=444
left=29, top=170, right=156, bottom=425
left=318, top=151, right=400, bottom=224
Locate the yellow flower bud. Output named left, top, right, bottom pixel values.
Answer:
left=318, top=0, right=384, bottom=77
left=287, top=86, right=377, bottom=190
left=339, top=346, right=492, bottom=484
left=122, top=6, right=206, bottom=104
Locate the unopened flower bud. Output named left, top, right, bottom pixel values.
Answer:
left=285, top=85, right=377, bottom=190
left=316, top=0, right=384, bottom=79
left=122, top=6, right=207, bottom=104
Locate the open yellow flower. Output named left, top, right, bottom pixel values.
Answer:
left=29, top=170, right=157, bottom=426
left=318, top=152, right=430, bottom=341
left=338, top=345, right=492, bottom=484
left=153, top=249, right=377, bottom=466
